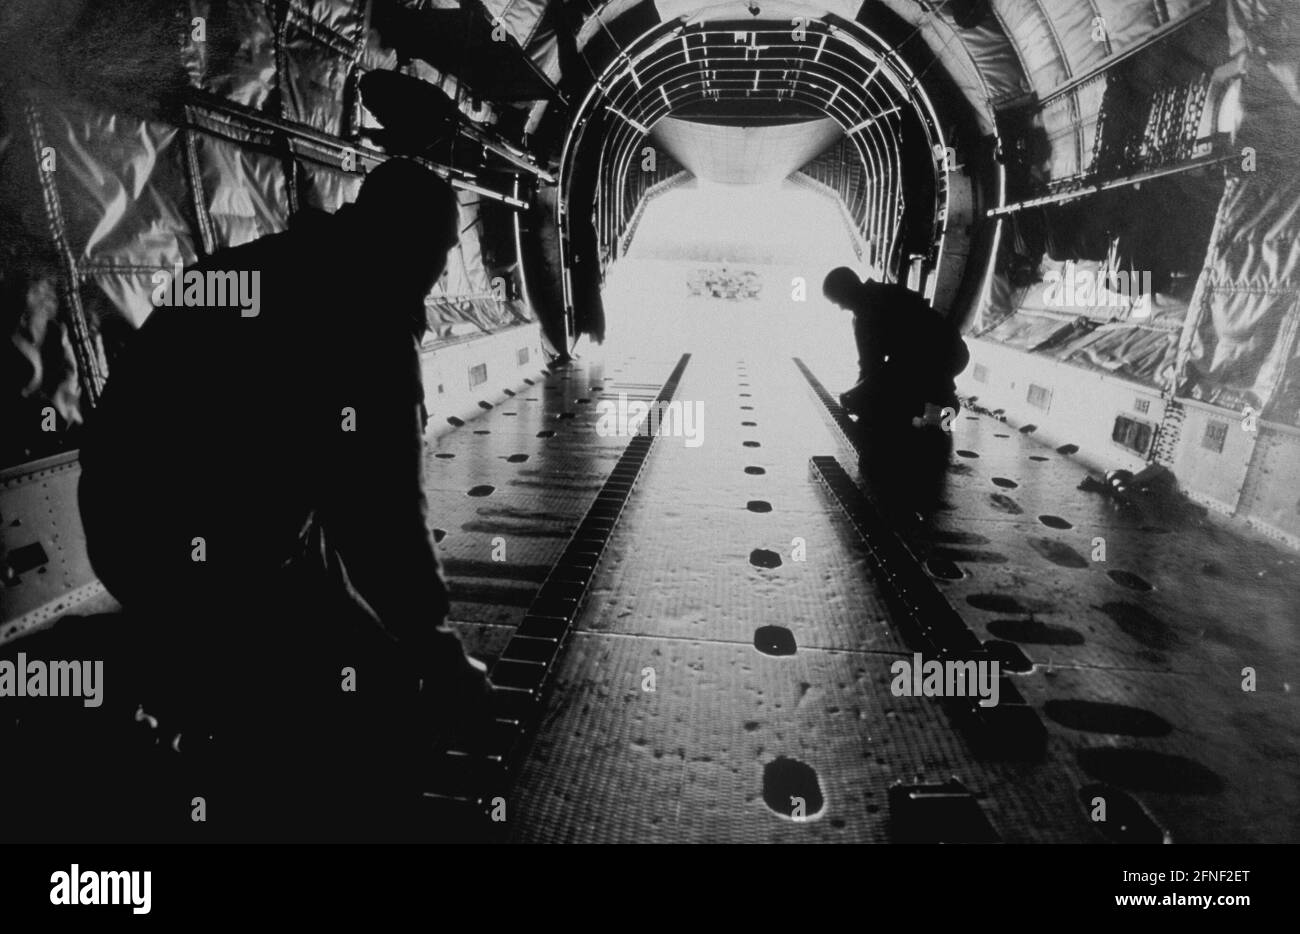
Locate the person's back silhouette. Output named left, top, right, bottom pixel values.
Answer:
left=822, top=267, right=968, bottom=430
left=78, top=159, right=491, bottom=838
left=823, top=267, right=969, bottom=516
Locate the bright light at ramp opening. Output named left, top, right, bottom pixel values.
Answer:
left=599, top=180, right=862, bottom=391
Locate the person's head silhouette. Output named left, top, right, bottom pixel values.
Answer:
left=822, top=266, right=862, bottom=310
left=353, top=158, right=461, bottom=299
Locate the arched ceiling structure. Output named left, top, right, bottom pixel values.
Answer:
left=556, top=11, right=952, bottom=313
left=481, top=0, right=1219, bottom=138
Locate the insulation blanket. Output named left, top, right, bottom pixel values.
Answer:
left=1176, top=0, right=1300, bottom=425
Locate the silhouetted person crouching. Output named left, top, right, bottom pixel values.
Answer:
left=823, top=267, right=969, bottom=513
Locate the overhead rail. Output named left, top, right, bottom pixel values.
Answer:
left=986, top=139, right=1236, bottom=218
left=186, top=90, right=552, bottom=209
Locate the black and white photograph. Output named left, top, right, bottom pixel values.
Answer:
left=0, top=0, right=1295, bottom=913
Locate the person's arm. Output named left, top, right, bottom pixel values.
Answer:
left=853, top=312, right=877, bottom=385
left=320, top=323, right=466, bottom=679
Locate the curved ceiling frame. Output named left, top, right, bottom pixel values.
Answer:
left=558, top=12, right=951, bottom=342
left=594, top=87, right=897, bottom=257
left=582, top=21, right=920, bottom=245
left=594, top=32, right=912, bottom=261
left=600, top=81, right=899, bottom=256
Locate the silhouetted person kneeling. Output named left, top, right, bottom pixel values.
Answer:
left=79, top=159, right=491, bottom=839
left=823, top=267, right=969, bottom=513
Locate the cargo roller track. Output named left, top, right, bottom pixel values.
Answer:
left=421, top=354, right=693, bottom=838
